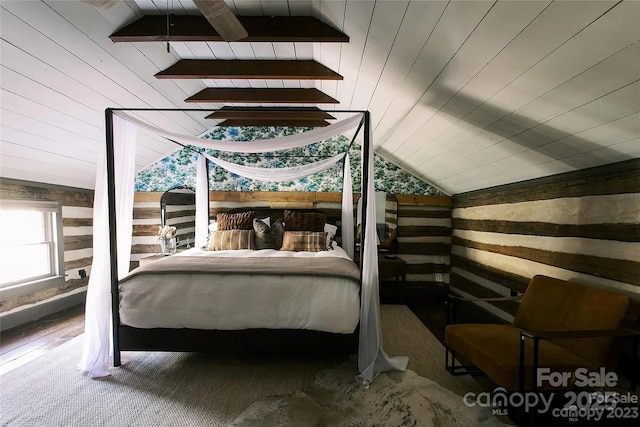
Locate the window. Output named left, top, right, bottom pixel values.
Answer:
left=0, top=201, right=63, bottom=288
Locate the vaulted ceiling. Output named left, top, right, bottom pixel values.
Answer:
left=1, top=0, right=638, bottom=193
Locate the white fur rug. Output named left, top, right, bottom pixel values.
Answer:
left=230, top=361, right=504, bottom=427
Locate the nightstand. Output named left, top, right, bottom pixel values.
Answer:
left=378, top=256, right=407, bottom=303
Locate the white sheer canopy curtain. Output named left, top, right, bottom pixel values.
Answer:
left=195, top=154, right=209, bottom=248
left=78, top=116, right=136, bottom=378
left=356, top=116, right=409, bottom=386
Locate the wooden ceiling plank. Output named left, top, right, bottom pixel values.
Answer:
left=185, top=88, right=339, bottom=104
left=205, top=107, right=336, bottom=120
left=109, top=15, right=349, bottom=43
left=155, top=59, right=342, bottom=80
left=216, top=119, right=330, bottom=127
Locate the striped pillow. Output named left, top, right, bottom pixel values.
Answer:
left=206, top=230, right=255, bottom=251
left=280, top=231, right=327, bottom=252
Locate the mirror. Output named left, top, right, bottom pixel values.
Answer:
left=357, top=191, right=398, bottom=252
left=159, top=187, right=196, bottom=253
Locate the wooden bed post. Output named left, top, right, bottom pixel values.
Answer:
left=105, top=108, right=122, bottom=367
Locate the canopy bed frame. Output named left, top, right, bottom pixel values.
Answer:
left=80, top=107, right=407, bottom=385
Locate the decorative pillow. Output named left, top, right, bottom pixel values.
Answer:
left=253, top=218, right=284, bottom=250
left=281, top=231, right=327, bottom=252
left=283, top=210, right=326, bottom=232
left=217, top=211, right=256, bottom=230
left=324, top=223, right=338, bottom=250
left=208, top=221, right=218, bottom=232
left=206, top=230, right=255, bottom=251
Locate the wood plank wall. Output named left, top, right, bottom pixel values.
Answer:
left=132, top=191, right=452, bottom=286
left=450, top=159, right=640, bottom=322
left=396, top=195, right=452, bottom=286
left=0, top=179, right=93, bottom=312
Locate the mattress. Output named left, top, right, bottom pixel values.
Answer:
left=119, top=246, right=361, bottom=333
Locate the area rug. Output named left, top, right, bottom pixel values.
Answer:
left=230, top=361, right=503, bottom=426
left=1, top=305, right=493, bottom=426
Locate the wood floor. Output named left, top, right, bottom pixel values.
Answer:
left=0, top=304, right=85, bottom=376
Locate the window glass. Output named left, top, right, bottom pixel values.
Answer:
left=0, top=204, right=59, bottom=287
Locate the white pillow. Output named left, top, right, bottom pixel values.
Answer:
left=324, top=223, right=338, bottom=250
left=208, top=221, right=218, bottom=232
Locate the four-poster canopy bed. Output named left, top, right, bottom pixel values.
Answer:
left=77, top=107, right=408, bottom=386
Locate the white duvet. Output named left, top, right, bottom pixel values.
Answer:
left=119, top=246, right=360, bottom=333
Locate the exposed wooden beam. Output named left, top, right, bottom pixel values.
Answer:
left=109, top=15, right=349, bottom=43
left=156, top=60, right=342, bottom=80
left=186, top=88, right=339, bottom=104
left=216, top=119, right=330, bottom=127
left=205, top=107, right=336, bottom=120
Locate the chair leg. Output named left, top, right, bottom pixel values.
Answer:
left=445, top=346, right=483, bottom=376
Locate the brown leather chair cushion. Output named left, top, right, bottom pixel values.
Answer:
left=446, top=324, right=594, bottom=391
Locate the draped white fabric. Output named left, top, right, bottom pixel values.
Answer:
left=83, top=110, right=406, bottom=384
left=202, top=152, right=345, bottom=182
left=340, top=154, right=355, bottom=259
left=195, top=154, right=209, bottom=248
left=78, top=116, right=136, bottom=377
left=114, top=111, right=363, bottom=153
left=356, top=125, right=409, bottom=386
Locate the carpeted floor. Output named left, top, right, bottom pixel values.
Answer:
left=1, top=305, right=492, bottom=426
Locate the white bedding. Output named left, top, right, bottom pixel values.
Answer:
left=119, top=246, right=360, bottom=333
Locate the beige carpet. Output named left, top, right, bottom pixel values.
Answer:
left=1, top=305, right=490, bottom=426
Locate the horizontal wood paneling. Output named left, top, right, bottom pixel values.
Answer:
left=450, top=159, right=640, bottom=322
left=450, top=255, right=529, bottom=294
left=397, top=226, right=452, bottom=238
left=0, top=182, right=93, bottom=207
left=450, top=272, right=520, bottom=316
left=399, top=209, right=451, bottom=219
left=454, top=159, right=640, bottom=208
left=64, top=257, right=93, bottom=272
left=63, top=236, right=92, bottom=251
left=453, top=236, right=639, bottom=285
left=396, top=242, right=450, bottom=256
left=452, top=218, right=639, bottom=242
left=62, top=217, right=93, bottom=227
left=0, top=179, right=93, bottom=313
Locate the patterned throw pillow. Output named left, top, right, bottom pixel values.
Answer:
left=283, top=210, right=326, bottom=232
left=206, top=230, right=255, bottom=251
left=253, top=218, right=284, bottom=250
left=324, top=223, right=338, bottom=250
left=217, top=211, right=256, bottom=230
left=281, top=231, right=327, bottom=252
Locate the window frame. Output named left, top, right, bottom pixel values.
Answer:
left=0, top=200, right=65, bottom=298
